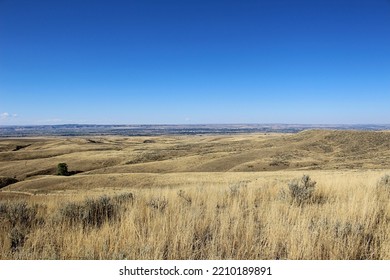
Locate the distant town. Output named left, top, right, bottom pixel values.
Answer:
left=1, top=124, right=390, bottom=137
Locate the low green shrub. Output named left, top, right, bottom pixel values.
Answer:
left=56, top=163, right=69, bottom=176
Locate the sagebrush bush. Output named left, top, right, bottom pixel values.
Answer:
left=112, top=193, right=134, bottom=205
left=84, top=196, right=116, bottom=227
left=60, top=196, right=118, bottom=228
left=0, top=202, right=7, bottom=216
left=59, top=202, right=84, bottom=225
left=3, top=201, right=38, bottom=228
left=177, top=190, right=192, bottom=204
left=147, top=197, right=168, bottom=212
left=288, top=175, right=316, bottom=205
left=0, top=201, right=40, bottom=251
left=9, top=227, right=27, bottom=251
left=377, top=174, right=390, bottom=191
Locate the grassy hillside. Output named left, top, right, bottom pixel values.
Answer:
left=1, top=130, right=390, bottom=193
left=1, top=130, right=390, bottom=259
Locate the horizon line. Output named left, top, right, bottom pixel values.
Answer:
left=1, top=123, right=390, bottom=127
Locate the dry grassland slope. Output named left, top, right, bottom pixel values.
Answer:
left=0, top=130, right=389, bottom=194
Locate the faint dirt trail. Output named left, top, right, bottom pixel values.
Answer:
left=0, top=190, right=34, bottom=196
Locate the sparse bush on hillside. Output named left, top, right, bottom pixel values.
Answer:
left=56, top=163, right=69, bottom=176
left=112, top=193, right=134, bottom=205
left=9, top=227, right=27, bottom=251
left=126, top=150, right=174, bottom=164
left=377, top=174, right=390, bottom=191
left=83, top=196, right=116, bottom=227
left=60, top=196, right=118, bottom=228
left=3, top=201, right=38, bottom=228
left=0, top=177, right=18, bottom=189
left=177, top=190, right=192, bottom=205
left=228, top=181, right=248, bottom=197
left=59, top=202, right=84, bottom=225
left=288, top=175, right=316, bottom=205
left=0, top=201, right=40, bottom=251
left=0, top=203, right=7, bottom=216
left=147, top=197, right=168, bottom=212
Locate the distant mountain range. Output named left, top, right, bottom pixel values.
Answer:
left=0, top=124, right=390, bottom=137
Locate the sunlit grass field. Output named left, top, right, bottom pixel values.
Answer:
left=1, top=171, right=389, bottom=259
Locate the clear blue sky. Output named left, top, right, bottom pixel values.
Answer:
left=1, top=0, right=389, bottom=125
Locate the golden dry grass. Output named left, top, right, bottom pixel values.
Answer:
left=1, top=171, right=389, bottom=259
left=1, top=131, right=390, bottom=259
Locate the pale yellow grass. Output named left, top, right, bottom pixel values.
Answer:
left=1, top=171, right=389, bottom=259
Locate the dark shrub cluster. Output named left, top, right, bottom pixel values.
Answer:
left=56, top=163, right=69, bottom=176
left=147, top=197, right=168, bottom=212
left=1, top=201, right=38, bottom=228
left=0, top=201, right=39, bottom=251
left=112, top=192, right=134, bottom=205
left=60, top=196, right=119, bottom=228
left=0, top=202, right=7, bottom=216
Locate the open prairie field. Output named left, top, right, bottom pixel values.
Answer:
left=1, top=130, right=390, bottom=259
